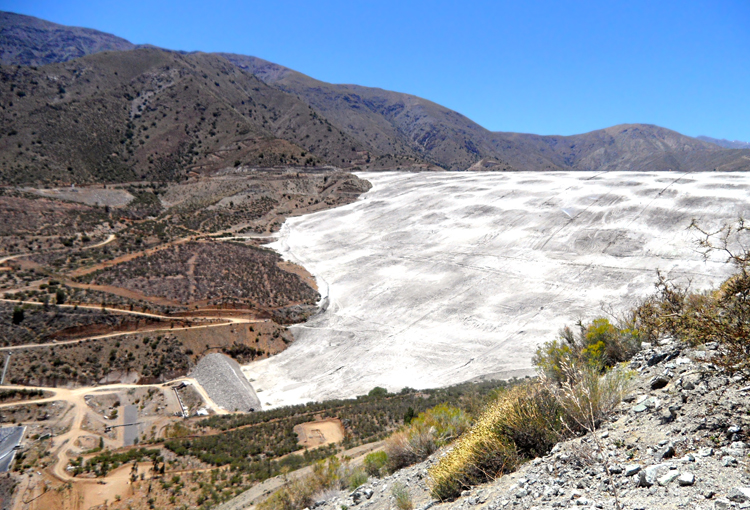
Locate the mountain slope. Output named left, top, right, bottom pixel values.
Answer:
left=220, top=54, right=750, bottom=173
left=697, top=135, right=750, bottom=150
left=499, top=124, right=750, bottom=173
left=1, top=11, right=749, bottom=177
left=0, top=11, right=136, bottom=66
left=221, top=53, right=511, bottom=171
left=0, top=48, right=368, bottom=185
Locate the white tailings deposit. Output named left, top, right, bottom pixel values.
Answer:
left=244, top=171, right=750, bottom=408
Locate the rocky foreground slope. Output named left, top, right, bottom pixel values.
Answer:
left=314, top=339, right=750, bottom=510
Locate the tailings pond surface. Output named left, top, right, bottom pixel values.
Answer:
left=245, top=171, right=750, bottom=407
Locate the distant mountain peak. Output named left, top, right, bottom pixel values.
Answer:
left=696, top=136, right=750, bottom=150
left=0, top=11, right=136, bottom=67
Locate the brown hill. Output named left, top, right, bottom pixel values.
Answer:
left=497, top=124, right=750, bottom=172
left=219, top=54, right=750, bottom=173
left=220, top=53, right=507, bottom=171
left=0, top=11, right=136, bottom=66
left=0, top=48, right=368, bottom=185
left=1, top=12, right=749, bottom=179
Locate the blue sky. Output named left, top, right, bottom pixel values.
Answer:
left=4, top=0, right=749, bottom=140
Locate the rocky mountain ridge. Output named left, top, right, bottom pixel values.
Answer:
left=0, top=11, right=136, bottom=66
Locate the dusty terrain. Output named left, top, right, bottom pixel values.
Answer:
left=0, top=168, right=372, bottom=508
left=247, top=171, right=750, bottom=408
left=294, top=418, right=345, bottom=448
left=79, top=241, right=319, bottom=309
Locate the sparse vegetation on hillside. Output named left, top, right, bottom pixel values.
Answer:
left=0, top=301, right=164, bottom=346
left=4, top=332, right=191, bottom=386
left=0, top=47, right=369, bottom=186
left=155, top=381, right=509, bottom=508
left=79, top=241, right=319, bottom=308
left=385, top=404, right=470, bottom=471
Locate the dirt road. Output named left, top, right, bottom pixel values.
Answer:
left=0, top=298, right=262, bottom=352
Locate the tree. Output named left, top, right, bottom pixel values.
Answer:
left=368, top=387, right=388, bottom=398
left=11, top=307, right=24, bottom=325
left=56, top=288, right=66, bottom=305
left=403, top=407, right=415, bottom=424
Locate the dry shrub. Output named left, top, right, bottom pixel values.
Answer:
left=634, top=263, right=750, bottom=377
left=385, top=404, right=469, bottom=471
left=392, top=481, right=414, bottom=510
left=429, top=365, right=633, bottom=501
left=551, top=362, right=634, bottom=433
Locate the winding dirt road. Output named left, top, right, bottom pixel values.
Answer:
left=0, top=298, right=263, bottom=352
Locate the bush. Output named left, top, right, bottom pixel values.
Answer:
left=11, top=307, right=24, bottom=325
left=549, top=362, right=633, bottom=432
left=392, top=482, right=413, bottom=510
left=631, top=219, right=750, bottom=378
left=347, top=468, right=368, bottom=490
left=533, top=317, right=640, bottom=384
left=368, top=387, right=389, bottom=398
left=386, top=404, right=469, bottom=471
left=260, top=455, right=373, bottom=510
left=363, top=451, right=388, bottom=477
left=259, top=457, right=342, bottom=510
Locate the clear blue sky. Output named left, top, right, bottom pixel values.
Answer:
left=3, top=0, right=749, bottom=141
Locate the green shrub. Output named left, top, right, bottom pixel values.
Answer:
left=363, top=451, right=388, bottom=477
left=347, top=468, right=368, bottom=490
left=386, top=404, right=469, bottom=471
left=368, top=387, right=389, bottom=398
left=533, top=317, right=640, bottom=384
left=11, top=306, right=24, bottom=325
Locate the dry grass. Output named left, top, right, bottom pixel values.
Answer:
left=428, top=383, right=562, bottom=500
left=429, top=365, right=633, bottom=501
left=392, top=482, right=413, bottom=510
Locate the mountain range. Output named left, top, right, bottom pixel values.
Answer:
left=1, top=10, right=749, bottom=185
left=696, top=136, right=750, bottom=150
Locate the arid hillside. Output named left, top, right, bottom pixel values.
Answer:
left=1, top=11, right=748, bottom=179
left=0, top=11, right=136, bottom=66
left=223, top=54, right=750, bottom=173
left=0, top=47, right=368, bottom=185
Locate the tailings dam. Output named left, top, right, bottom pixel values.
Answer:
left=244, top=171, right=750, bottom=408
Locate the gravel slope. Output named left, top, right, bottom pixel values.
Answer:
left=190, top=353, right=261, bottom=412
left=313, top=340, right=750, bottom=510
